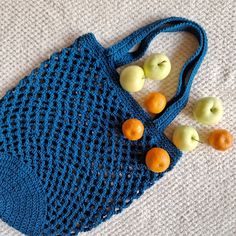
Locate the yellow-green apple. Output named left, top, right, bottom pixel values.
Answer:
left=120, top=65, right=145, bottom=92
left=172, top=125, right=199, bottom=152
left=193, top=97, right=223, bottom=125
left=143, top=53, right=171, bottom=80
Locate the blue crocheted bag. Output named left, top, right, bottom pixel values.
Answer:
left=0, top=17, right=207, bottom=235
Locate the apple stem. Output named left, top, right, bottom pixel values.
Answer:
left=158, top=60, right=167, bottom=66
left=192, top=137, right=204, bottom=144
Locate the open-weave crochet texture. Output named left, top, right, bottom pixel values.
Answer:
left=0, top=17, right=207, bottom=235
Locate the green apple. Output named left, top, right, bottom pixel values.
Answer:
left=172, top=125, right=199, bottom=152
left=120, top=65, right=145, bottom=92
left=193, top=97, right=223, bottom=125
left=143, top=53, right=171, bottom=80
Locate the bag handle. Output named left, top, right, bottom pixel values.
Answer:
left=106, top=17, right=208, bottom=130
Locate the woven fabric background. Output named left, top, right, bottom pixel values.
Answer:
left=0, top=0, right=235, bottom=235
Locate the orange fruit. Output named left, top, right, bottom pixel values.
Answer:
left=122, top=118, right=144, bottom=141
left=144, top=92, right=167, bottom=114
left=208, top=129, right=233, bottom=151
left=145, top=147, right=170, bottom=173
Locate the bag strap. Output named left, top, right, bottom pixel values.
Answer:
left=106, top=17, right=208, bottom=130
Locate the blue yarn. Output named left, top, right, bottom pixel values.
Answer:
left=0, top=17, right=207, bottom=235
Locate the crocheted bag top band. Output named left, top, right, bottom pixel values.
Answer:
left=0, top=17, right=207, bottom=235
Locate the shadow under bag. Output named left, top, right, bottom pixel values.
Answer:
left=0, top=17, right=207, bottom=235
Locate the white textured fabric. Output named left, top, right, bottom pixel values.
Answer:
left=0, top=0, right=235, bottom=235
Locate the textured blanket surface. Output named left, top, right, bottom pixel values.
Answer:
left=0, top=0, right=235, bottom=235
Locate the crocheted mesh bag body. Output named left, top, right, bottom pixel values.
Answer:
left=0, top=17, right=207, bottom=235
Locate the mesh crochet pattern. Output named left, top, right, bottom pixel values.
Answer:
left=0, top=17, right=207, bottom=235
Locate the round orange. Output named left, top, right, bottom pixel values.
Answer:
left=144, top=92, right=167, bottom=114
left=208, top=129, right=233, bottom=151
left=122, top=118, right=144, bottom=141
left=145, top=147, right=170, bottom=173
